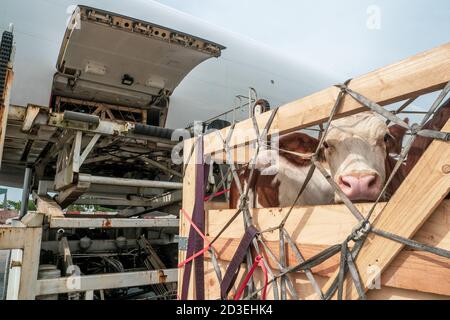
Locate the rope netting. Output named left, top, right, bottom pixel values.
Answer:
left=180, top=80, right=450, bottom=300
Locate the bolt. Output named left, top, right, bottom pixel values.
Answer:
left=443, top=165, right=450, bottom=174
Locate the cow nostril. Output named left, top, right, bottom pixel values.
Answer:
left=368, top=177, right=376, bottom=188
left=339, top=176, right=351, bottom=188
left=367, top=175, right=379, bottom=188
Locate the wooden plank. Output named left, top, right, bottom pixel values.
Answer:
left=58, top=236, right=81, bottom=300
left=207, top=202, right=388, bottom=246
left=35, top=195, right=65, bottom=217
left=382, top=249, right=450, bottom=296
left=203, top=260, right=448, bottom=300
left=49, top=217, right=179, bottom=229
left=59, top=237, right=73, bottom=275
left=18, top=227, right=42, bottom=299
left=21, top=104, right=41, bottom=132
left=21, top=212, right=44, bottom=227
left=208, top=240, right=450, bottom=296
left=0, top=227, right=27, bottom=250
left=412, top=200, right=450, bottom=248
left=204, top=201, right=229, bottom=211
left=199, top=42, right=450, bottom=158
left=178, top=138, right=197, bottom=299
left=35, top=269, right=178, bottom=296
left=205, top=200, right=450, bottom=297
left=325, top=120, right=450, bottom=300
left=366, top=285, right=449, bottom=300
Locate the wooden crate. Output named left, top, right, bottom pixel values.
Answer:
left=178, top=42, right=450, bottom=300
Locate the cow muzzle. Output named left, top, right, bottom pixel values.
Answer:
left=337, top=173, right=381, bottom=201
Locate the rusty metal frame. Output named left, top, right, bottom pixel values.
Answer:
left=1, top=195, right=179, bottom=300
left=34, top=268, right=178, bottom=296
left=0, top=64, right=14, bottom=169
left=49, top=216, right=179, bottom=229
left=1, top=213, right=43, bottom=299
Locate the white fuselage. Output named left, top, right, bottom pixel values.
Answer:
left=0, top=0, right=334, bottom=129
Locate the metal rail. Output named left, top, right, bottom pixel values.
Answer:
left=77, top=174, right=182, bottom=189
left=34, top=269, right=178, bottom=296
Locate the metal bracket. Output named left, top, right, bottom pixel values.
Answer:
left=351, top=220, right=371, bottom=241
left=417, top=129, right=450, bottom=141
left=177, top=236, right=188, bottom=251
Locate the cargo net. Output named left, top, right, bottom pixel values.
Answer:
left=180, top=80, right=450, bottom=300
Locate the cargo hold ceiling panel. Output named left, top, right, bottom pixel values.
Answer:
left=53, top=5, right=225, bottom=108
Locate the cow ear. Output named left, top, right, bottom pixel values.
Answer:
left=388, top=118, right=409, bottom=138
left=279, top=132, right=319, bottom=152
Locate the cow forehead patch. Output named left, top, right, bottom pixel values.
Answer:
left=327, top=112, right=387, bottom=140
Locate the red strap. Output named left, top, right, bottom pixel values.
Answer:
left=234, top=255, right=268, bottom=300
left=204, top=188, right=230, bottom=202
left=259, top=256, right=268, bottom=300
left=178, top=187, right=231, bottom=268
left=178, top=208, right=211, bottom=268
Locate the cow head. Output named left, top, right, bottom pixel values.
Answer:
left=324, top=112, right=406, bottom=202
left=253, top=112, right=408, bottom=205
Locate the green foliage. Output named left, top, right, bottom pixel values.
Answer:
left=7, top=200, right=20, bottom=210
left=66, top=204, right=115, bottom=212
left=66, top=204, right=88, bottom=212
left=28, top=201, right=36, bottom=211
left=1, top=200, right=36, bottom=211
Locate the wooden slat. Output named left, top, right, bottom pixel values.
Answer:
left=18, top=227, right=42, bottom=299
left=203, top=260, right=448, bottom=300
left=382, top=250, right=450, bottom=296
left=199, top=42, right=450, bottom=158
left=21, top=105, right=41, bottom=132
left=207, top=201, right=450, bottom=250
left=205, top=200, right=450, bottom=297
left=178, top=138, right=197, bottom=299
left=207, top=202, right=388, bottom=246
left=49, top=217, right=179, bottom=229
left=208, top=240, right=450, bottom=296
left=35, top=269, right=178, bottom=296
left=0, top=227, right=27, bottom=250
left=325, top=120, right=450, bottom=299
left=35, top=195, right=65, bottom=217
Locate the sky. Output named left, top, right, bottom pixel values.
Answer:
left=155, top=0, right=449, bottom=78
left=2, top=0, right=449, bottom=201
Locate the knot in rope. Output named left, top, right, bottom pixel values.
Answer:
left=334, top=78, right=353, bottom=92
left=239, top=195, right=250, bottom=210
left=350, top=220, right=372, bottom=242
left=410, top=123, right=422, bottom=135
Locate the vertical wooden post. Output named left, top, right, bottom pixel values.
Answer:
left=178, top=137, right=198, bottom=299
left=18, top=227, right=42, bottom=300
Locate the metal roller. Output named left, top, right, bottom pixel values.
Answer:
left=63, top=111, right=100, bottom=125
left=133, top=123, right=174, bottom=140
left=78, top=174, right=183, bottom=189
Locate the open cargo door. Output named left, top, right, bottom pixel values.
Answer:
left=53, top=5, right=225, bottom=109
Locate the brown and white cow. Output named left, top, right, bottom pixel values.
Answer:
left=404, top=99, right=450, bottom=176
left=230, top=112, right=407, bottom=208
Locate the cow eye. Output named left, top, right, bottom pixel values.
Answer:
left=384, top=133, right=391, bottom=143
left=323, top=141, right=330, bottom=149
